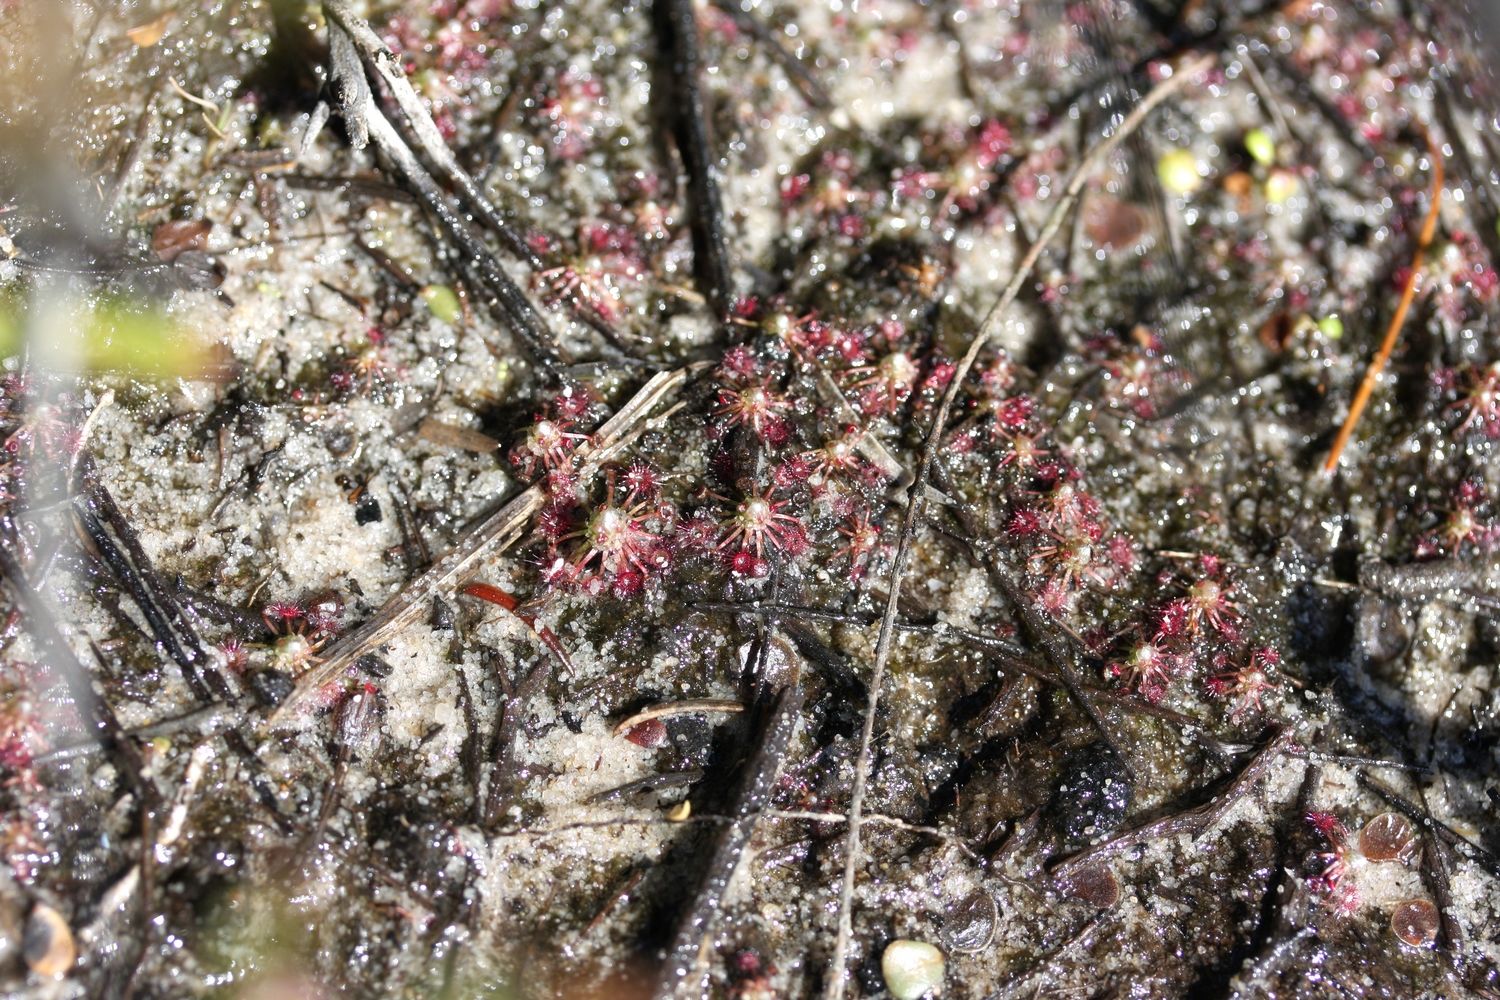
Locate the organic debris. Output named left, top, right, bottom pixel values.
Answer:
left=0, top=1, right=1497, bottom=997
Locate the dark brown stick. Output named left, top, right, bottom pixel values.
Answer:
left=71, top=460, right=293, bottom=832
left=705, top=0, right=831, bottom=109
left=323, top=14, right=561, bottom=369
left=654, top=682, right=804, bottom=999
left=657, top=0, right=735, bottom=321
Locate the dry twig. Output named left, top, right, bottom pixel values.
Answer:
left=612, top=699, right=746, bottom=735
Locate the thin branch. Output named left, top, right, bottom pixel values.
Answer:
left=768, top=809, right=980, bottom=862
left=705, top=0, right=831, bottom=109
left=820, top=51, right=1215, bottom=999
left=481, top=649, right=551, bottom=830
left=982, top=912, right=1108, bottom=1000
left=697, top=597, right=1435, bottom=773
left=357, top=86, right=557, bottom=364
left=929, top=499, right=1132, bottom=766
left=584, top=769, right=705, bottom=806
left=34, top=703, right=242, bottom=764
left=72, top=460, right=293, bottom=832
left=323, top=9, right=561, bottom=368
left=324, top=0, right=639, bottom=352
left=612, top=699, right=746, bottom=735
left=0, top=548, right=149, bottom=796
left=1419, top=808, right=1467, bottom=971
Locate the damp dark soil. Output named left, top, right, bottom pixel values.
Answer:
left=1, top=1, right=1499, bottom=998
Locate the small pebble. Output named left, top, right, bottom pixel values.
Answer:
left=882, top=939, right=944, bottom=1000
left=356, top=653, right=394, bottom=679
left=1223, top=170, right=1253, bottom=199
left=1157, top=148, right=1202, bottom=196
left=323, top=424, right=355, bottom=456
left=354, top=492, right=382, bottom=525
left=1049, top=742, right=1132, bottom=846
left=1264, top=167, right=1299, bottom=204
left=22, top=904, right=74, bottom=979
left=1083, top=197, right=1148, bottom=251
left=419, top=284, right=462, bottom=325
left=1390, top=898, right=1439, bottom=948
left=623, top=719, right=668, bottom=748
left=940, top=890, right=997, bottom=953
left=248, top=669, right=295, bottom=707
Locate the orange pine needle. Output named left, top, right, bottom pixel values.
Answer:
left=1323, top=133, right=1445, bottom=474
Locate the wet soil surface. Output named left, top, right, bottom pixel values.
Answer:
left=1, top=1, right=1499, bottom=997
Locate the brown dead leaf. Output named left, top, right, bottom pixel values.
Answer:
left=417, top=418, right=500, bottom=454
left=152, top=219, right=212, bottom=262
left=126, top=11, right=174, bottom=48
